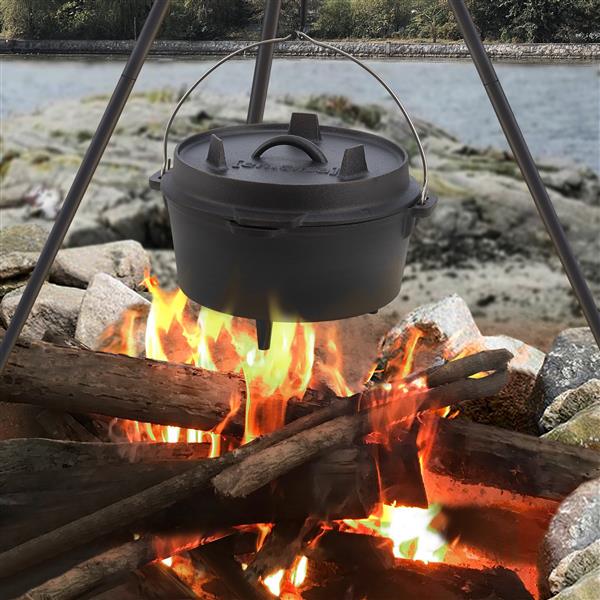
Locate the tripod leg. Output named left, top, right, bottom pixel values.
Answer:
left=0, top=0, right=172, bottom=372
left=449, top=0, right=600, bottom=349
left=247, top=0, right=282, bottom=124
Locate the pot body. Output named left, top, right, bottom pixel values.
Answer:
left=167, top=199, right=420, bottom=323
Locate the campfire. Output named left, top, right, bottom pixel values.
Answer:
left=7, top=269, right=599, bottom=599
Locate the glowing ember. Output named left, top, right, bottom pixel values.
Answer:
left=342, top=503, right=447, bottom=563
left=262, top=555, right=308, bottom=597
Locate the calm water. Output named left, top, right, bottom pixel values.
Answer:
left=1, top=56, right=599, bottom=171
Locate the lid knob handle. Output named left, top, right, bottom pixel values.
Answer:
left=206, top=134, right=227, bottom=171
left=338, top=145, right=369, bottom=181
left=251, top=134, right=328, bottom=164
left=288, top=112, right=321, bottom=141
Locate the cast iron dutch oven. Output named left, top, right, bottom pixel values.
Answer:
left=151, top=112, right=435, bottom=348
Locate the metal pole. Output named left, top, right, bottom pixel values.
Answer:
left=247, top=0, right=282, bottom=123
left=449, top=0, right=600, bottom=350
left=0, top=0, right=172, bottom=373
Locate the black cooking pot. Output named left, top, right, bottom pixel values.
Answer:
left=151, top=112, right=436, bottom=349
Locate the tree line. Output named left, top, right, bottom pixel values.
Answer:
left=1, top=0, right=598, bottom=43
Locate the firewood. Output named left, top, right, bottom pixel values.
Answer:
left=212, top=371, right=510, bottom=499
left=0, top=332, right=325, bottom=434
left=424, top=416, right=600, bottom=502
left=135, top=563, right=197, bottom=599
left=0, top=355, right=510, bottom=578
left=0, top=444, right=386, bottom=553
left=15, top=537, right=163, bottom=600
left=0, top=396, right=359, bottom=578
left=306, top=531, right=395, bottom=571
left=191, top=537, right=272, bottom=600
left=244, top=520, right=315, bottom=583
left=0, top=332, right=510, bottom=433
left=302, top=561, right=533, bottom=600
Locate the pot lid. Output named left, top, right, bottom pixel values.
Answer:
left=153, top=112, right=423, bottom=227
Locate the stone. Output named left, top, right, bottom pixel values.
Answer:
left=0, top=283, right=84, bottom=341
left=529, top=328, right=600, bottom=429
left=541, top=380, right=600, bottom=432
left=379, top=294, right=482, bottom=377
left=457, top=335, right=545, bottom=433
left=0, top=223, right=47, bottom=253
left=549, top=539, right=600, bottom=595
left=541, top=403, right=600, bottom=450
left=75, top=273, right=150, bottom=354
left=0, top=251, right=38, bottom=280
left=49, top=240, right=150, bottom=290
left=147, top=250, right=179, bottom=290
left=549, top=568, right=600, bottom=600
left=539, top=479, right=600, bottom=598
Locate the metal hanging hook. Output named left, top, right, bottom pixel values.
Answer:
left=161, top=31, right=429, bottom=205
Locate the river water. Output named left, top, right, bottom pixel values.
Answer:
left=1, top=56, right=598, bottom=171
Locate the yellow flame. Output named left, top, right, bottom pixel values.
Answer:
left=343, top=504, right=447, bottom=564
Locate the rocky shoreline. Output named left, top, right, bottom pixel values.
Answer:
left=2, top=38, right=599, bottom=61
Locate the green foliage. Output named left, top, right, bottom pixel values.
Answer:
left=313, top=0, right=353, bottom=38
left=350, top=0, right=411, bottom=38
left=0, top=0, right=597, bottom=41
left=406, top=0, right=454, bottom=42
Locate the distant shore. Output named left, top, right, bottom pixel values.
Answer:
left=2, top=39, right=599, bottom=61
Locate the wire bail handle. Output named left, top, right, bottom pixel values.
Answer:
left=161, top=31, right=429, bottom=205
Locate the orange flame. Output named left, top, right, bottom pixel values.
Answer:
left=101, top=274, right=353, bottom=446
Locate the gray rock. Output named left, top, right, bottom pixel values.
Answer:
left=101, top=198, right=150, bottom=242
left=75, top=273, right=149, bottom=353
left=458, top=335, right=545, bottom=433
left=147, top=249, right=179, bottom=290
left=49, top=240, right=150, bottom=290
left=541, top=403, right=600, bottom=450
left=530, top=328, right=600, bottom=428
left=0, top=251, right=38, bottom=280
left=549, top=568, right=600, bottom=600
left=379, top=294, right=482, bottom=376
left=0, top=283, right=84, bottom=341
left=541, top=380, right=600, bottom=432
left=549, top=539, right=600, bottom=595
left=0, top=223, right=47, bottom=253
left=539, top=479, right=600, bottom=598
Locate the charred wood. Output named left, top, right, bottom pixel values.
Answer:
left=191, top=537, right=272, bottom=600
left=302, top=561, right=533, bottom=600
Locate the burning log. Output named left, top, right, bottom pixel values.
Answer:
left=0, top=443, right=387, bottom=552
left=424, top=416, right=600, bottom=503
left=135, top=563, right=197, bottom=599
left=212, top=371, right=510, bottom=499
left=191, top=537, right=273, bottom=600
left=0, top=356, right=510, bottom=580
left=301, top=561, right=534, bottom=600
left=0, top=332, right=324, bottom=434
left=0, top=329, right=511, bottom=433
left=12, top=536, right=189, bottom=600
left=306, top=531, right=395, bottom=571
left=244, top=520, right=314, bottom=583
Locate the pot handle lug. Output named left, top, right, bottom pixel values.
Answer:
left=251, top=134, right=328, bottom=164
left=411, top=194, right=438, bottom=219
left=149, top=170, right=163, bottom=191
